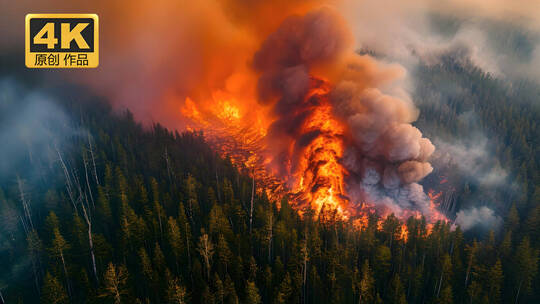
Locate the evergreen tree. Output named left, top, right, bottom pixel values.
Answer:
left=358, top=260, right=375, bottom=304
left=99, top=262, right=129, bottom=304
left=217, top=234, right=232, bottom=275
left=245, top=281, right=262, bottom=304
left=166, top=276, right=188, bottom=304
left=48, top=227, right=71, bottom=294
left=167, top=216, right=184, bottom=271
left=487, top=259, right=503, bottom=304
left=139, top=247, right=154, bottom=285
left=505, top=204, right=520, bottom=233
left=387, top=274, right=406, bottom=304
left=513, top=237, right=538, bottom=303
left=197, top=233, right=214, bottom=280
left=41, top=272, right=68, bottom=304
left=437, top=285, right=453, bottom=304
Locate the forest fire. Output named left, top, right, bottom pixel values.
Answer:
left=181, top=78, right=351, bottom=217
left=285, top=79, right=349, bottom=217
left=180, top=7, right=448, bottom=230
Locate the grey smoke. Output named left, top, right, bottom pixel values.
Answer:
left=340, top=0, right=540, bottom=83
left=0, top=78, right=78, bottom=181
left=0, top=78, right=80, bottom=290
left=455, top=206, right=502, bottom=231
left=252, top=8, right=438, bottom=219
left=431, top=135, right=508, bottom=187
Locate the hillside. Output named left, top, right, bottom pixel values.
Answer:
left=0, top=68, right=538, bottom=304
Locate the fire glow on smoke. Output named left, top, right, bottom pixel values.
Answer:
left=180, top=8, right=448, bottom=230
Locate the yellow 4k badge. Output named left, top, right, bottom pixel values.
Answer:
left=25, top=14, right=99, bottom=68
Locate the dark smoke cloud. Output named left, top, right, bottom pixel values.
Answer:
left=253, top=8, right=350, bottom=105
left=253, top=8, right=437, bottom=218
left=253, top=8, right=351, bottom=179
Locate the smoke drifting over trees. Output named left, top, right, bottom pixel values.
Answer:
left=0, top=79, right=79, bottom=183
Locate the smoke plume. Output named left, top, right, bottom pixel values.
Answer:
left=250, top=8, right=438, bottom=219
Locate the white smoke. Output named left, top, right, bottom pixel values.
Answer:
left=339, top=0, right=540, bottom=82
left=0, top=78, right=78, bottom=182
left=455, top=206, right=502, bottom=231
left=431, top=135, right=508, bottom=187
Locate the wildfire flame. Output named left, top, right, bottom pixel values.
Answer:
left=180, top=81, right=449, bottom=230
left=287, top=79, right=349, bottom=217
left=177, top=8, right=449, bottom=238
left=181, top=78, right=351, bottom=217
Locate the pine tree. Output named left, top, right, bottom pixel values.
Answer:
left=75, top=267, right=92, bottom=301
left=467, top=280, right=482, bottom=304
left=184, top=174, right=200, bottom=224
left=48, top=227, right=71, bottom=296
left=505, top=204, right=520, bottom=233
left=374, top=245, right=391, bottom=284
left=201, top=284, right=214, bottom=304
left=499, top=230, right=512, bottom=259
left=209, top=204, right=233, bottom=239
left=197, top=233, right=214, bottom=280
left=464, top=240, right=478, bottom=287
left=245, top=281, right=261, bottom=304
left=97, top=185, right=113, bottom=226
left=41, top=272, right=68, bottom=304
left=27, top=228, right=43, bottom=295
left=151, top=177, right=165, bottom=238
left=177, top=202, right=192, bottom=265
left=71, top=212, right=87, bottom=251
left=167, top=275, right=188, bottom=304
left=524, top=205, right=540, bottom=247
left=224, top=274, right=239, bottom=304
left=359, top=259, right=375, bottom=304
left=276, top=272, right=293, bottom=303
left=513, top=237, right=538, bottom=303
left=247, top=256, right=258, bottom=282
left=214, top=273, right=225, bottom=304
left=217, top=234, right=232, bottom=275
left=99, top=262, right=129, bottom=304
left=436, top=254, right=452, bottom=298
left=437, top=285, right=453, bottom=304
left=139, top=247, right=154, bottom=283
left=487, top=259, right=503, bottom=304
left=44, top=211, right=60, bottom=239
left=387, top=274, right=407, bottom=304
left=382, top=214, right=401, bottom=249
left=153, top=242, right=166, bottom=273
left=167, top=216, right=184, bottom=271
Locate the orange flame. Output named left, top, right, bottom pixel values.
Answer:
left=289, top=80, right=349, bottom=217
left=180, top=80, right=450, bottom=235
